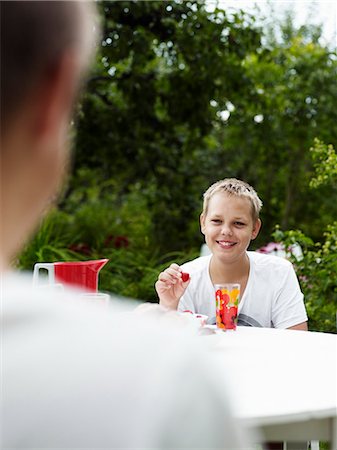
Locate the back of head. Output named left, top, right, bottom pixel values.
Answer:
left=0, top=1, right=96, bottom=136
left=202, top=178, right=263, bottom=221
left=0, top=1, right=98, bottom=268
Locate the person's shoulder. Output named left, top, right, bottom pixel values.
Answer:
left=3, top=272, right=199, bottom=356
left=2, top=270, right=135, bottom=330
left=248, top=251, right=292, bottom=269
left=181, top=255, right=211, bottom=274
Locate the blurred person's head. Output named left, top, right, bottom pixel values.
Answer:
left=0, top=1, right=98, bottom=269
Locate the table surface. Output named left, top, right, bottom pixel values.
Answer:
left=202, top=326, right=337, bottom=430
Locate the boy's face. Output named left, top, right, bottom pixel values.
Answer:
left=200, top=192, right=261, bottom=264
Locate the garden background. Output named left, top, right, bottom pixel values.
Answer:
left=17, top=1, right=337, bottom=333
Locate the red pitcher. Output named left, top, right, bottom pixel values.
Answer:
left=33, top=259, right=109, bottom=292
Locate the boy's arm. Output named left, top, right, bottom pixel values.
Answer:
left=272, top=262, right=308, bottom=329
left=287, top=321, right=308, bottom=331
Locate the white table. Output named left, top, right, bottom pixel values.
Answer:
left=203, top=326, right=337, bottom=448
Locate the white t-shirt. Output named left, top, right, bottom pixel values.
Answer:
left=2, top=272, right=248, bottom=449
left=179, top=251, right=308, bottom=329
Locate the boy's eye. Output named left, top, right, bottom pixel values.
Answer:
left=234, top=221, right=245, bottom=226
left=211, top=219, right=221, bottom=224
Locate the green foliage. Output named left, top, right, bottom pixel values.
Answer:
left=273, top=224, right=337, bottom=333
left=17, top=209, right=78, bottom=270
left=70, top=1, right=337, bottom=253
left=309, top=138, right=337, bottom=188
left=99, top=247, right=198, bottom=301
left=216, top=27, right=337, bottom=242
left=74, top=0, right=262, bottom=252
left=17, top=173, right=199, bottom=302
left=16, top=3, right=337, bottom=332
left=273, top=139, right=337, bottom=333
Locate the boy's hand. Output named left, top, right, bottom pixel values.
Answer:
left=155, top=263, right=190, bottom=310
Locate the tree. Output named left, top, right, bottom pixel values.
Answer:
left=73, top=0, right=262, bottom=253
left=210, top=11, right=337, bottom=244
left=72, top=2, right=336, bottom=252
left=17, top=3, right=337, bottom=324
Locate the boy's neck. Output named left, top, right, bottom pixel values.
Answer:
left=209, top=253, right=250, bottom=285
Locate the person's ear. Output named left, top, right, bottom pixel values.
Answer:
left=251, top=218, right=261, bottom=240
left=200, top=213, right=206, bottom=235
left=34, top=51, right=80, bottom=140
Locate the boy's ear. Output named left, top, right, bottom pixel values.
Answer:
left=251, top=218, right=262, bottom=240
left=34, top=51, right=79, bottom=139
left=200, top=213, right=206, bottom=235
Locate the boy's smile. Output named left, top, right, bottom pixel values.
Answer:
left=200, top=192, right=261, bottom=264
left=217, top=240, right=237, bottom=249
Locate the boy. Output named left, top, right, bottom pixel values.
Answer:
left=1, top=3, right=246, bottom=448
left=156, top=178, right=308, bottom=330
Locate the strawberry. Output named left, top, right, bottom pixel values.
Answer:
left=181, top=272, right=190, bottom=282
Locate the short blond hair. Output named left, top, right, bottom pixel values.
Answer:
left=202, top=178, right=263, bottom=221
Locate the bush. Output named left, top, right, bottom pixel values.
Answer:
left=272, top=140, right=337, bottom=333
left=16, top=170, right=199, bottom=302
left=273, top=225, right=337, bottom=333
left=16, top=209, right=78, bottom=269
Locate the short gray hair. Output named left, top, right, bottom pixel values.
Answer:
left=1, top=1, right=98, bottom=134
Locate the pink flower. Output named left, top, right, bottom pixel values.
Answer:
left=256, top=242, right=303, bottom=261
left=256, top=242, right=284, bottom=254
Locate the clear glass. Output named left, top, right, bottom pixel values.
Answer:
left=214, top=283, right=240, bottom=330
